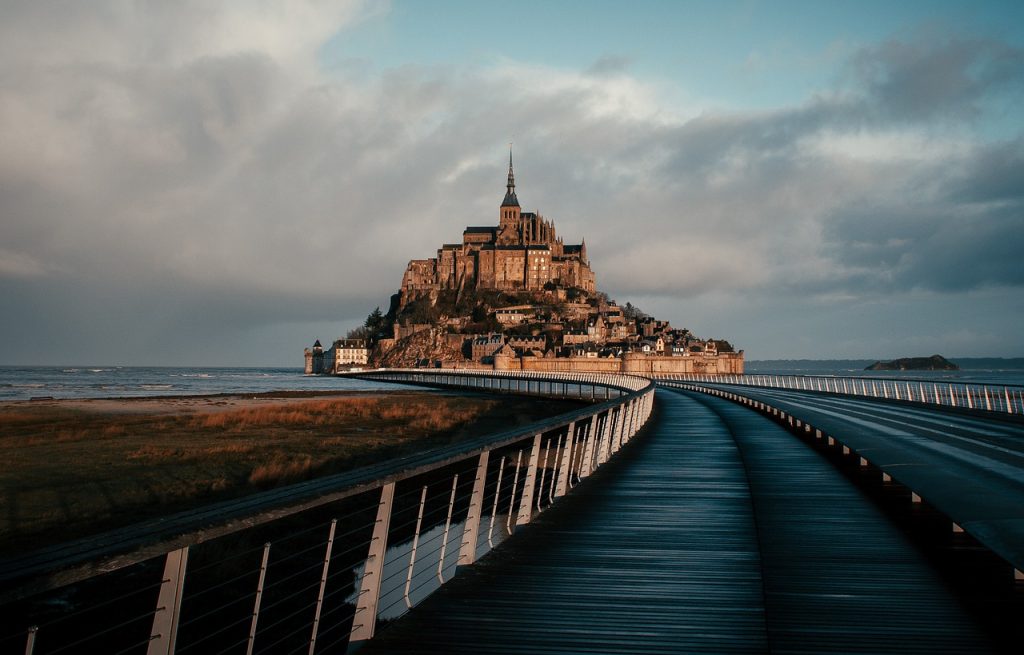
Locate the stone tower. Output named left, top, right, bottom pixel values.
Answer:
left=304, top=339, right=324, bottom=375
left=497, top=148, right=521, bottom=244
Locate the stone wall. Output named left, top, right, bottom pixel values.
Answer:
left=491, top=351, right=744, bottom=375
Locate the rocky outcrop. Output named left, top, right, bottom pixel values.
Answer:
left=865, top=355, right=959, bottom=371
left=373, top=329, right=467, bottom=368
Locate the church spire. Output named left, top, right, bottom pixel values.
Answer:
left=501, top=145, right=519, bottom=208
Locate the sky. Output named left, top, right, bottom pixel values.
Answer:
left=1, top=0, right=1022, bottom=366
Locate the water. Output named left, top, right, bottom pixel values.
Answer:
left=0, top=366, right=412, bottom=401
left=746, top=359, right=1024, bottom=387
left=3, top=361, right=1023, bottom=402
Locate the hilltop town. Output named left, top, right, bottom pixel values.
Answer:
left=306, top=154, right=743, bottom=376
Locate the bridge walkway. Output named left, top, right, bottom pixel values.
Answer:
left=362, top=389, right=996, bottom=654
left=698, top=384, right=1024, bottom=573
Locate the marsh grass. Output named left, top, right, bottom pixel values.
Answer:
left=0, top=392, right=579, bottom=554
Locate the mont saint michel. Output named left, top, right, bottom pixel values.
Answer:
left=306, top=154, right=744, bottom=376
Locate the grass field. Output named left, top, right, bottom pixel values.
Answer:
left=0, top=391, right=580, bottom=555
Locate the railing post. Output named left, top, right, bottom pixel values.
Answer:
left=309, top=520, right=337, bottom=655
left=147, top=546, right=189, bottom=655
left=554, top=422, right=576, bottom=498
left=580, top=414, right=598, bottom=477
left=404, top=488, right=427, bottom=609
left=438, top=474, right=460, bottom=583
left=24, top=626, right=37, bottom=655
left=349, top=482, right=396, bottom=650
left=596, top=411, right=612, bottom=465
left=517, top=434, right=543, bottom=526
left=612, top=404, right=626, bottom=454
left=246, top=543, right=271, bottom=655
left=458, top=451, right=490, bottom=566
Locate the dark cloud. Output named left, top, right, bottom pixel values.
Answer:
left=846, top=36, right=1024, bottom=122
left=947, top=138, right=1024, bottom=203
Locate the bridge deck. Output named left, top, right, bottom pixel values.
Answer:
left=362, top=390, right=996, bottom=654
left=704, top=384, right=1024, bottom=572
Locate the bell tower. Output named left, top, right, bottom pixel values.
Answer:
left=499, top=147, right=521, bottom=230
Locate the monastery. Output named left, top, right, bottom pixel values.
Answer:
left=305, top=153, right=744, bottom=376
left=399, top=152, right=596, bottom=306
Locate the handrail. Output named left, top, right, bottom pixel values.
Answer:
left=659, top=373, right=1024, bottom=415
left=0, top=369, right=655, bottom=655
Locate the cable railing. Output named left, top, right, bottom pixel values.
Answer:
left=0, top=370, right=654, bottom=654
left=660, top=373, right=1024, bottom=415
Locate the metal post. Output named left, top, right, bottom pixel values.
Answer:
left=147, top=546, right=189, bottom=655
left=349, top=482, right=395, bottom=649
left=517, top=434, right=543, bottom=525
left=437, top=474, right=459, bottom=583
left=536, top=438, right=550, bottom=511
left=246, top=543, right=271, bottom=655
left=309, top=520, right=337, bottom=654
left=458, top=451, right=490, bottom=566
left=549, top=434, right=563, bottom=504
left=404, top=488, right=428, bottom=608
left=566, top=424, right=580, bottom=489
left=580, top=415, right=597, bottom=477
left=487, top=457, right=506, bottom=548
left=595, top=411, right=611, bottom=466
left=505, top=452, right=524, bottom=534
left=554, top=422, right=576, bottom=498
left=24, top=627, right=37, bottom=655
left=611, top=405, right=625, bottom=454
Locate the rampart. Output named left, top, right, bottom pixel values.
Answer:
left=493, top=351, right=744, bottom=375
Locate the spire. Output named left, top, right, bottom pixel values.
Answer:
left=507, top=147, right=515, bottom=189
left=501, top=145, right=520, bottom=208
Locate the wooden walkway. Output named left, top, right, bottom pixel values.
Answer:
left=363, top=390, right=997, bottom=653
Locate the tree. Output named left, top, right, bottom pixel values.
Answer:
left=623, top=302, right=648, bottom=320
left=346, top=325, right=370, bottom=340
left=365, top=307, right=385, bottom=334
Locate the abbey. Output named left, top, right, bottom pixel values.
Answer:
left=399, top=152, right=596, bottom=305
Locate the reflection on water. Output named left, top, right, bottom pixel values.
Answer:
left=349, top=515, right=511, bottom=619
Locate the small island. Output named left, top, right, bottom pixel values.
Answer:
left=865, top=354, right=959, bottom=371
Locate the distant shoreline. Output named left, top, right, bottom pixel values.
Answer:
left=747, top=357, right=1024, bottom=370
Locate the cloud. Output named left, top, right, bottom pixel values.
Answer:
left=585, top=55, right=634, bottom=76
left=845, top=35, right=1024, bottom=123
left=0, top=8, right=1021, bottom=363
left=0, top=249, right=48, bottom=279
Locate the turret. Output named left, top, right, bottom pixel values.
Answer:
left=312, top=339, right=324, bottom=374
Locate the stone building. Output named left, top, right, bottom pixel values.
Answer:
left=400, top=152, right=596, bottom=305
left=303, top=339, right=324, bottom=374
left=308, top=338, right=368, bottom=374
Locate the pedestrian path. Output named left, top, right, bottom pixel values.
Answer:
left=362, top=389, right=997, bottom=653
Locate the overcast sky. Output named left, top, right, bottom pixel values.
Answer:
left=1, top=1, right=1022, bottom=366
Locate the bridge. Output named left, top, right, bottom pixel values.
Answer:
left=0, top=371, right=1021, bottom=653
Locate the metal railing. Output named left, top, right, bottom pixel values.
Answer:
left=0, top=370, right=654, bottom=655
left=660, top=373, right=1024, bottom=415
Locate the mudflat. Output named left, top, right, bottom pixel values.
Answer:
left=0, top=390, right=580, bottom=555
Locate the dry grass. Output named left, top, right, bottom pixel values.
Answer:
left=0, top=392, right=581, bottom=554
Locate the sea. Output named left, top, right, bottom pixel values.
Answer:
left=1, top=360, right=1022, bottom=402
left=0, top=366, right=408, bottom=402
